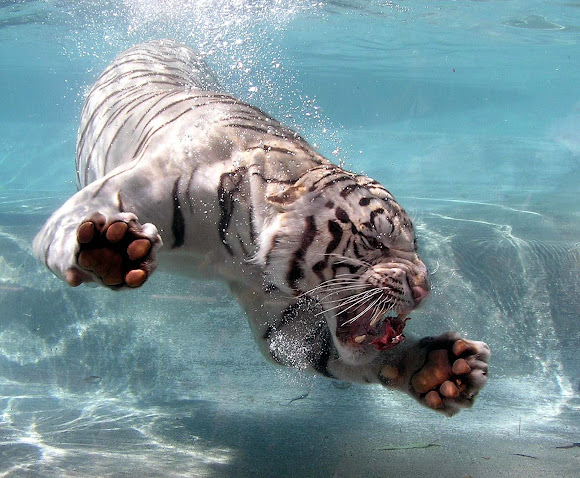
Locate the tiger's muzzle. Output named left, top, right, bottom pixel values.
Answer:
left=334, top=260, right=429, bottom=350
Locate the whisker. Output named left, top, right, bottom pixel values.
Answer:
left=317, top=277, right=360, bottom=284
left=301, top=282, right=363, bottom=298
left=368, top=298, right=398, bottom=326
left=323, top=252, right=373, bottom=269
left=299, top=271, right=362, bottom=294
left=316, top=289, right=382, bottom=316
left=320, top=273, right=360, bottom=281
left=375, top=293, right=394, bottom=307
left=368, top=305, right=386, bottom=327
left=374, top=299, right=395, bottom=316
left=313, top=279, right=361, bottom=289
left=316, top=283, right=368, bottom=294
left=320, top=287, right=378, bottom=304
left=315, top=273, right=364, bottom=286
left=328, top=291, right=383, bottom=317
left=319, top=290, right=380, bottom=313
left=320, top=286, right=367, bottom=301
left=341, top=293, right=385, bottom=326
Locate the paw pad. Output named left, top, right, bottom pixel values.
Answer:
left=69, top=213, right=159, bottom=288
left=411, top=337, right=490, bottom=416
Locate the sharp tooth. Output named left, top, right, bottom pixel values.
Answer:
left=354, top=335, right=366, bottom=344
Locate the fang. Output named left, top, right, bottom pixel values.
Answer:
left=354, top=335, right=366, bottom=344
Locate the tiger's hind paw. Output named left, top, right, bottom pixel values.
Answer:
left=66, top=212, right=162, bottom=289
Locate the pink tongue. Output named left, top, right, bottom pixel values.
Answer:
left=370, top=317, right=410, bottom=351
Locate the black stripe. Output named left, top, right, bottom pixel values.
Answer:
left=250, top=171, right=297, bottom=185
left=130, top=90, right=183, bottom=135
left=78, top=85, right=145, bottom=183
left=287, top=216, right=317, bottom=289
left=132, top=106, right=193, bottom=159
left=259, top=145, right=297, bottom=155
left=335, top=207, right=350, bottom=224
left=217, top=172, right=237, bottom=256
left=131, top=95, right=253, bottom=160
left=246, top=136, right=322, bottom=164
left=93, top=70, right=185, bottom=96
left=308, top=321, right=334, bottom=378
left=91, top=169, right=128, bottom=198
left=224, top=123, right=273, bottom=136
left=353, top=239, right=362, bottom=259
left=248, top=203, right=256, bottom=243
left=312, top=260, right=326, bottom=283
left=325, top=220, right=343, bottom=255
left=224, top=116, right=308, bottom=146
left=237, top=234, right=250, bottom=257
left=312, top=174, right=356, bottom=193
left=171, top=179, right=185, bottom=248
left=100, top=91, right=173, bottom=178
left=340, top=183, right=359, bottom=198
left=332, top=261, right=360, bottom=275
left=308, top=169, right=341, bottom=191
left=369, top=208, right=385, bottom=226
left=221, top=113, right=267, bottom=124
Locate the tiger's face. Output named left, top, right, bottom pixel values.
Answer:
left=260, top=166, right=429, bottom=361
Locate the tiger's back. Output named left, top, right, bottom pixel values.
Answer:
left=76, top=40, right=217, bottom=187
left=77, top=39, right=322, bottom=189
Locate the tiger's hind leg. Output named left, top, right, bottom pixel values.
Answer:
left=66, top=212, right=161, bottom=288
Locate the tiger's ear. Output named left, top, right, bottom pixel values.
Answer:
left=265, top=184, right=307, bottom=209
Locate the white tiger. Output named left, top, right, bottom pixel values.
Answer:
left=33, top=40, right=489, bottom=416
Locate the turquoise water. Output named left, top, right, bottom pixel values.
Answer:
left=0, top=1, right=578, bottom=476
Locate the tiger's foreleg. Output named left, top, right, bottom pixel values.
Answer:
left=236, top=289, right=489, bottom=416
left=328, top=332, right=490, bottom=416
left=33, top=169, right=163, bottom=289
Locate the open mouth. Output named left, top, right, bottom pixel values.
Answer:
left=335, top=305, right=411, bottom=351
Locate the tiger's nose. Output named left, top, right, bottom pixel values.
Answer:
left=411, top=285, right=429, bottom=306
left=410, top=270, right=430, bottom=307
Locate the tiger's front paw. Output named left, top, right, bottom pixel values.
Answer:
left=380, top=333, right=490, bottom=416
left=65, top=212, right=162, bottom=288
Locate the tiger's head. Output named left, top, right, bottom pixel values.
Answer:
left=257, top=165, right=429, bottom=363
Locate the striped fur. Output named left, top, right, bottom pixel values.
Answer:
left=34, top=40, right=458, bottom=403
